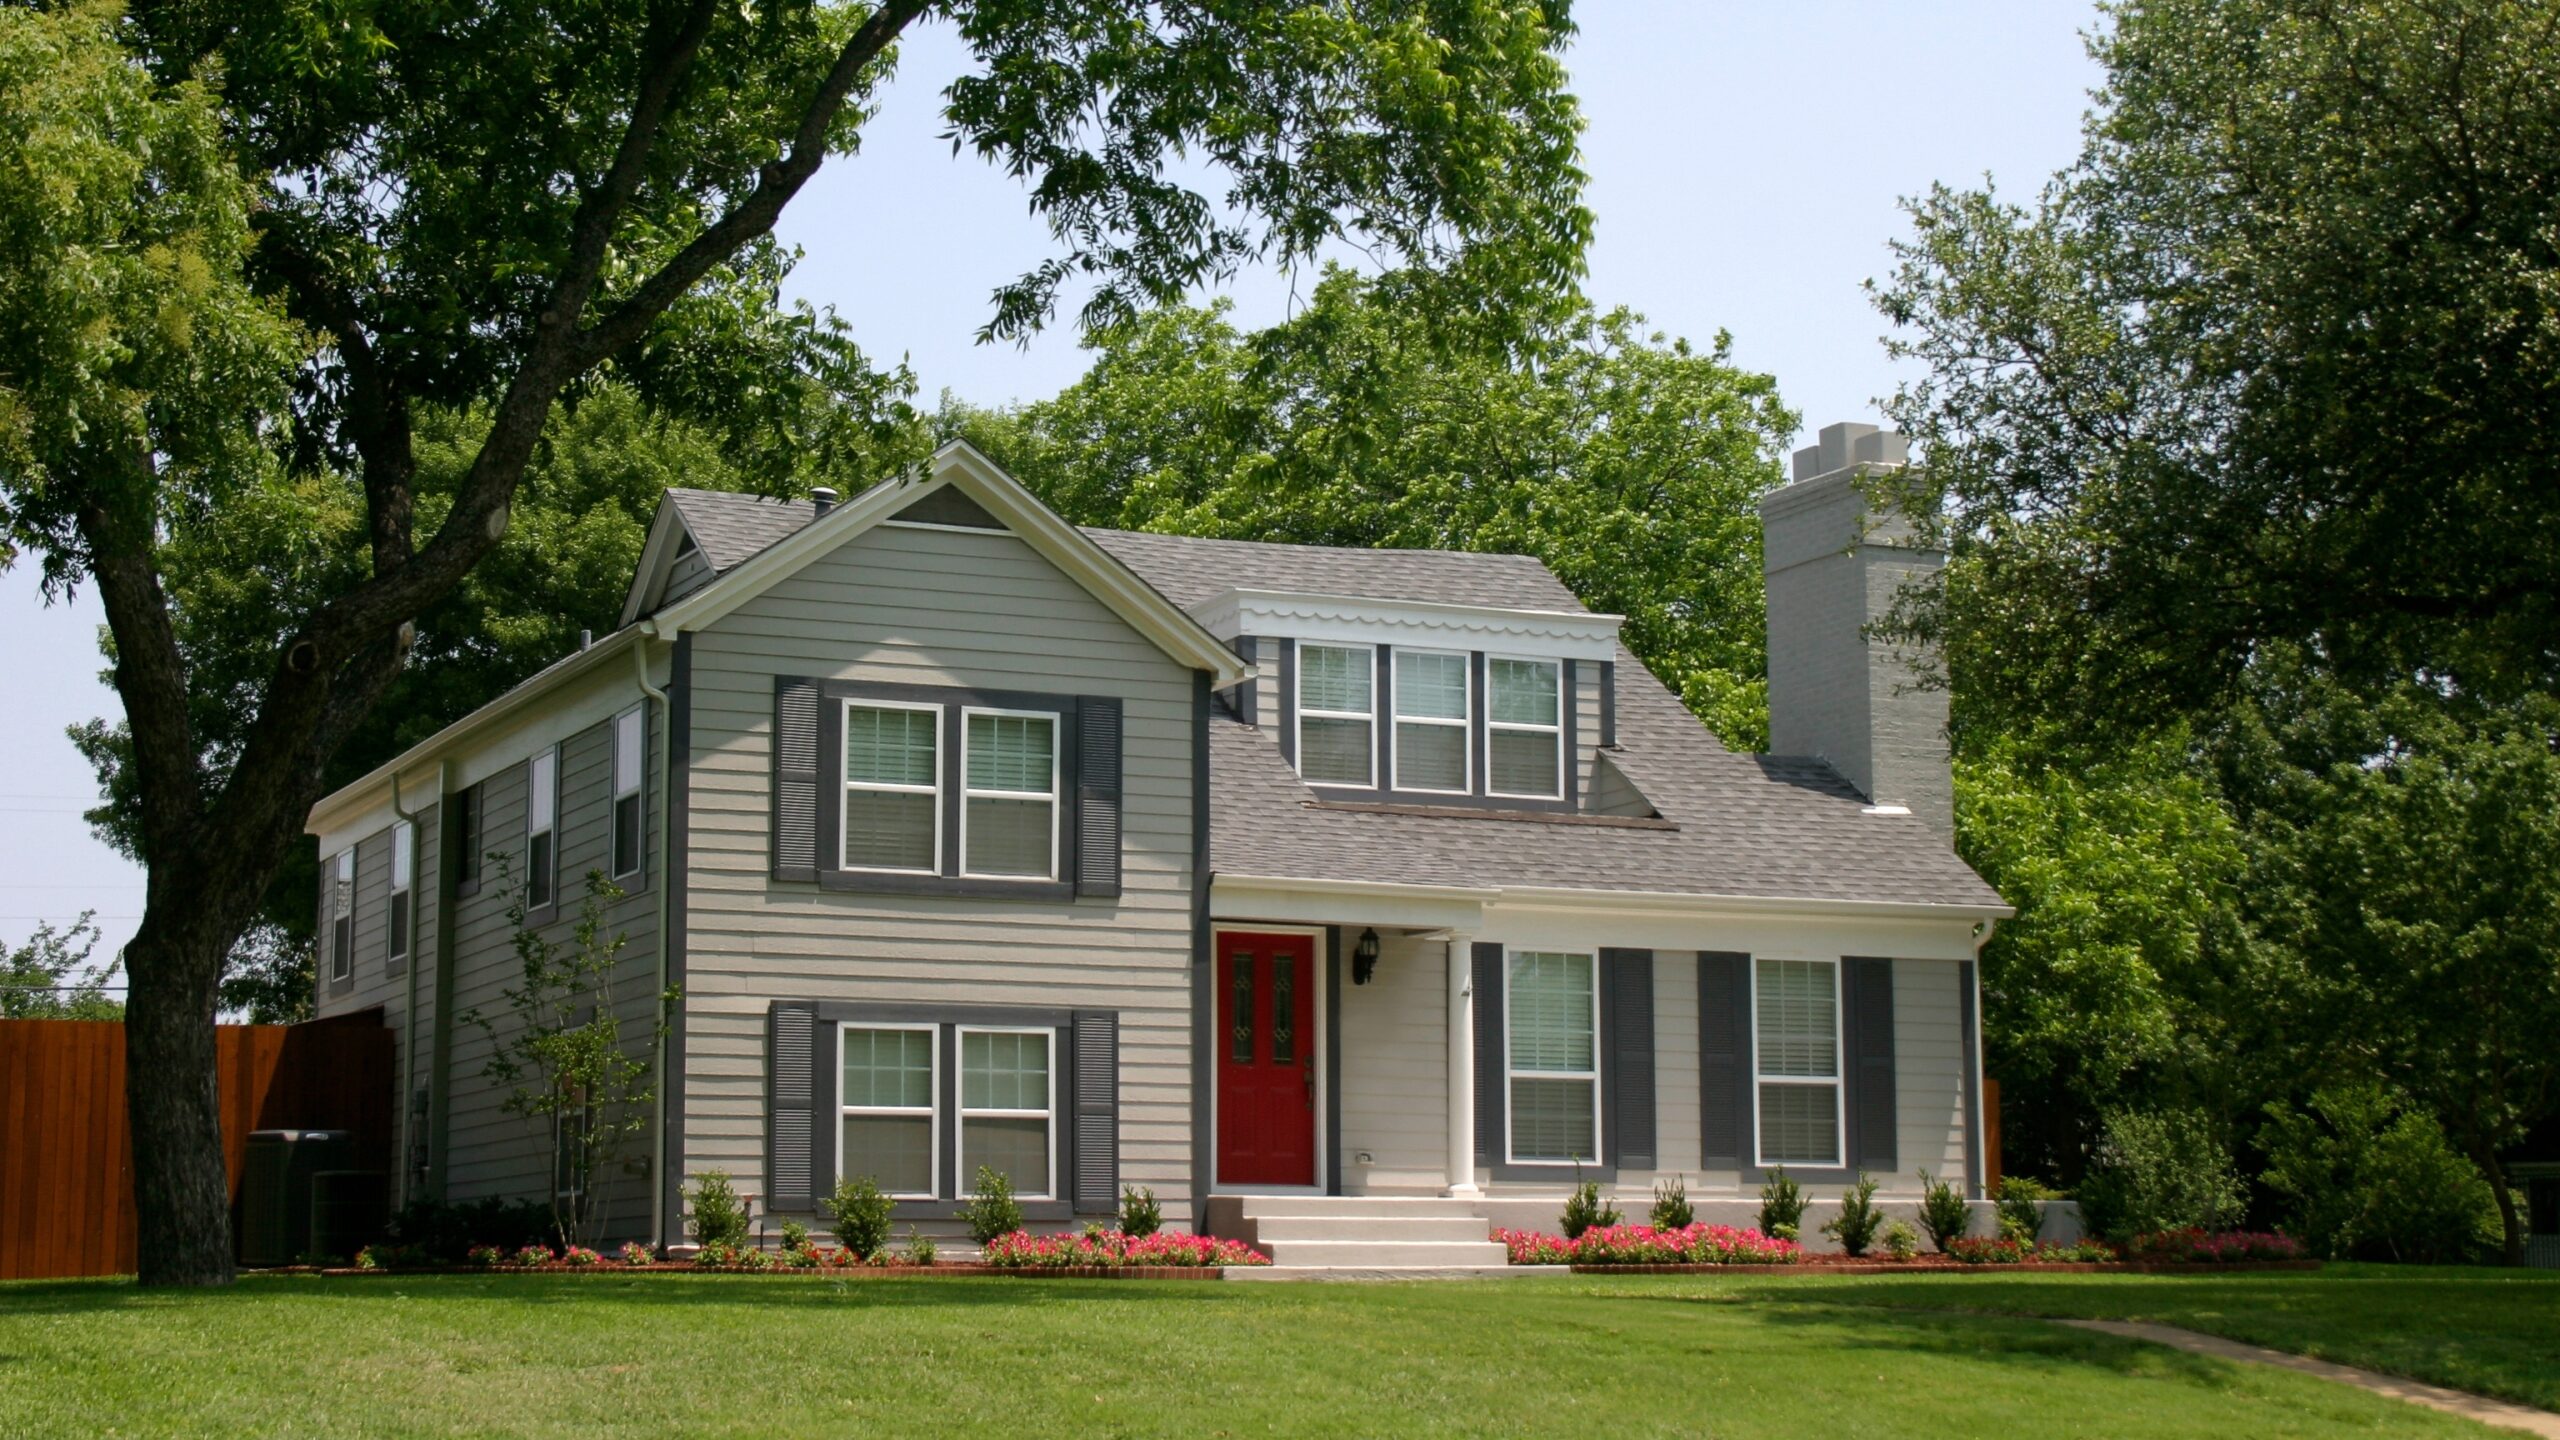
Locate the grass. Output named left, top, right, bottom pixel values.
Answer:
left=0, top=1268, right=2539, bottom=1437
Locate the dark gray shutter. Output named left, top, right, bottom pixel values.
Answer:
left=1075, top=697, right=1123, bottom=898
left=1071, top=1010, right=1119, bottom=1213
left=766, top=1003, right=817, bottom=1212
left=773, top=679, right=821, bottom=881
left=1698, top=951, right=1751, bottom=1169
left=1603, top=949, right=1656, bottom=1169
left=1849, top=957, right=1898, bottom=1171
left=1472, top=942, right=1504, bottom=1166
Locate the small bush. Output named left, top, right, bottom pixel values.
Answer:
left=2076, top=1108, right=2245, bottom=1243
left=1649, top=1176, right=1694, bottom=1229
left=1881, top=1219, right=1920, bottom=1261
left=1994, top=1176, right=2053, bottom=1243
left=1118, top=1185, right=1163, bottom=1238
left=961, top=1165, right=1024, bottom=1246
left=684, top=1170, right=752, bottom=1248
left=511, top=1243, right=555, bottom=1268
left=561, top=1246, right=602, bottom=1267
left=2260, top=1084, right=2503, bottom=1263
left=618, top=1241, right=655, bottom=1266
left=1822, top=1172, right=1883, bottom=1257
left=823, top=1175, right=896, bottom=1260
left=466, top=1244, right=504, bottom=1268
left=1757, top=1168, right=1807, bottom=1241
left=778, top=1218, right=810, bottom=1255
left=1917, top=1168, right=1971, bottom=1252
left=382, top=1195, right=554, bottom=1262
left=906, top=1228, right=938, bottom=1266
left=1560, top=1181, right=1621, bottom=1239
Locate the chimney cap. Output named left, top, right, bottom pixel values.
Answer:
left=1790, top=421, right=1909, bottom=482
left=810, top=485, right=840, bottom=515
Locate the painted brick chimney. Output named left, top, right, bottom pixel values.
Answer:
left=1759, top=421, right=1953, bottom=838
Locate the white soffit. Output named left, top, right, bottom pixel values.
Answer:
left=1192, top=588, right=1624, bottom=662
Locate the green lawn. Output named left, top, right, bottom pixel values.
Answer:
left=0, top=1269, right=2542, bottom=1438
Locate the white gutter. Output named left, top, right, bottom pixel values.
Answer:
left=1214, top=872, right=2012, bottom=924
left=633, top=624, right=675, bottom=1249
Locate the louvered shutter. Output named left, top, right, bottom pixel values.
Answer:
left=1075, top=697, right=1123, bottom=898
left=1472, top=942, right=1504, bottom=1167
left=773, top=679, right=821, bottom=880
left=1071, top=1011, right=1119, bottom=1213
left=1849, top=958, right=1898, bottom=1171
left=1698, top=951, right=1751, bottom=1169
left=1604, top=949, right=1656, bottom=1169
left=766, top=1003, right=817, bottom=1213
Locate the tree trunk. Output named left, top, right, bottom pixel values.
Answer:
left=2476, top=1144, right=2525, bottom=1268
left=123, top=921, right=236, bottom=1286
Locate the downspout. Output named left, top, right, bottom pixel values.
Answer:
left=390, top=761, right=444, bottom=1208
left=633, top=624, right=674, bottom=1247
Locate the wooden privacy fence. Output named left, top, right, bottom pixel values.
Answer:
left=0, top=1010, right=392, bottom=1279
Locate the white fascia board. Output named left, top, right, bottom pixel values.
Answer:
left=1495, top=884, right=2013, bottom=926
left=617, top=499, right=693, bottom=628
left=1211, top=874, right=1495, bottom=932
left=1191, top=588, right=1625, bottom=663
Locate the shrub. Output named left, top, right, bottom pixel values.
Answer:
left=1757, top=1167, right=1806, bottom=1241
left=1118, top=1185, right=1163, bottom=1237
left=1822, top=1172, right=1883, bottom=1257
left=961, top=1165, right=1023, bottom=1246
left=466, top=1244, right=504, bottom=1268
left=1994, top=1176, right=2053, bottom=1243
left=778, top=1218, right=810, bottom=1255
left=511, top=1243, right=555, bottom=1268
left=1948, top=1236, right=2117, bottom=1265
left=906, top=1228, right=938, bottom=1266
left=1917, top=1168, right=1971, bottom=1251
left=2122, top=1228, right=2304, bottom=1264
left=980, top=1231, right=1270, bottom=1268
left=1561, top=1181, right=1621, bottom=1239
left=823, top=1175, right=896, bottom=1260
left=1882, top=1220, right=1920, bottom=1261
left=1493, top=1224, right=1803, bottom=1267
left=2260, top=1084, right=2503, bottom=1263
left=619, top=1241, right=656, bottom=1266
left=561, top=1246, right=602, bottom=1267
left=1649, top=1176, right=1694, bottom=1229
left=684, top=1170, right=752, bottom=1249
left=2075, top=1108, right=2245, bottom=1243
left=382, top=1195, right=555, bottom=1262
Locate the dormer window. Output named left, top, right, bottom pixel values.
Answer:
left=1488, top=657, right=1563, bottom=800
left=1392, top=649, right=1471, bottom=794
left=1296, top=643, right=1375, bottom=787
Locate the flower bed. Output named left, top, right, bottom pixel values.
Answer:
left=1946, top=1236, right=2120, bottom=1265
left=1496, top=1223, right=1803, bottom=1267
left=980, top=1230, right=1270, bottom=1269
left=2121, top=1228, right=2305, bottom=1264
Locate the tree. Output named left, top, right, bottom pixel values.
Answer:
left=1, top=915, right=123, bottom=1021
left=1876, top=0, right=2560, bottom=733
left=948, top=269, right=1794, bottom=745
left=0, top=1, right=1589, bottom=1284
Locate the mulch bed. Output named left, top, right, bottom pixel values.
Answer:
left=276, top=1262, right=1236, bottom=1280
left=1566, top=1260, right=2322, bottom=1276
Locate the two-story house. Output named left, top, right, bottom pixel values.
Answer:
left=305, top=423, right=2009, bottom=1273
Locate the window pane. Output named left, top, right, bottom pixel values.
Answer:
left=1511, top=1077, right=1597, bottom=1162
left=842, top=1114, right=934, bottom=1195
left=612, top=793, right=641, bottom=875
left=1396, top=722, right=1466, bottom=791
left=614, top=708, right=643, bottom=793
left=529, top=751, right=556, bottom=832
left=388, top=893, right=409, bottom=959
left=1489, top=728, right=1560, bottom=797
left=842, top=1027, right=935, bottom=1108
left=1508, top=952, right=1595, bottom=1073
left=1301, top=644, right=1371, bottom=713
left=1490, top=658, right=1559, bottom=725
left=845, top=706, right=937, bottom=786
left=1759, top=1082, right=1840, bottom=1166
left=964, top=1116, right=1050, bottom=1197
left=1231, top=953, right=1255, bottom=1064
left=1395, top=651, right=1468, bottom=720
left=1756, top=959, right=1838, bottom=1078
left=391, top=824, right=414, bottom=890
left=529, top=831, right=555, bottom=907
left=1300, top=716, right=1372, bottom=785
left=964, top=797, right=1053, bottom=876
left=844, top=789, right=936, bottom=871
left=1272, top=953, right=1297, bottom=1063
left=962, top=1030, right=1050, bottom=1111
left=966, top=713, right=1053, bottom=794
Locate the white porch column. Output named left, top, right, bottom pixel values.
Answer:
left=1445, top=932, right=1481, bottom=1197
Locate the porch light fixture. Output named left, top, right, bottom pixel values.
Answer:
left=1352, top=927, right=1382, bottom=986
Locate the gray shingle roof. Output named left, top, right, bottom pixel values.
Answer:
left=665, top=488, right=820, bottom=571
left=1082, top=528, right=1583, bottom=612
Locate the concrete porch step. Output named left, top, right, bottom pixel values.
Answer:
left=1251, top=1215, right=1494, bottom=1243
left=1259, top=1239, right=1510, bottom=1269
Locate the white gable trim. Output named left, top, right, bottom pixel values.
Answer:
left=617, top=498, right=697, bottom=627
left=1191, top=587, right=1624, bottom=662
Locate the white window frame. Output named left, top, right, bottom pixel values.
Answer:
left=1486, top=654, right=1565, bottom=801
left=1294, top=640, right=1378, bottom=789
left=526, top=745, right=558, bottom=909
left=328, top=849, right=355, bottom=982
left=835, top=1022, right=941, bottom=1201
left=610, top=705, right=645, bottom=880
left=1750, top=955, right=1846, bottom=1170
left=957, top=706, right=1060, bottom=882
left=839, top=698, right=945, bottom=875
left=387, top=822, right=414, bottom=963
left=1503, top=948, right=1603, bottom=1167
left=955, top=1024, right=1058, bottom=1201
left=1390, top=647, right=1472, bottom=796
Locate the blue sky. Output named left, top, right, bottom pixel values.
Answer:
left=0, top=2, right=2100, bottom=971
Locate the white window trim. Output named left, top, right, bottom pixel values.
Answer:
left=836, top=1022, right=941, bottom=1201
left=1390, top=647, right=1472, bottom=796
left=957, top=705, right=1060, bottom=882
left=610, top=706, right=645, bottom=880
left=1294, top=640, right=1378, bottom=789
left=526, top=746, right=559, bottom=906
left=955, top=1024, right=1058, bottom=1201
left=387, top=822, right=414, bottom=961
left=839, top=698, right=945, bottom=876
left=1502, top=947, right=1602, bottom=1167
left=1486, top=654, right=1565, bottom=801
left=1750, top=955, right=1846, bottom=1170
left=328, top=849, right=355, bottom=982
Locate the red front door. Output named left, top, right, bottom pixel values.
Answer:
left=1216, top=931, right=1318, bottom=1186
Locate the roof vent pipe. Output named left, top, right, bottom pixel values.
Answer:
left=810, top=486, right=838, bottom=517
left=580, top=629, right=593, bottom=652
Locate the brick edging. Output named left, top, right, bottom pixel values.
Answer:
left=1564, top=1260, right=2323, bottom=1276
left=293, top=1262, right=1241, bottom=1280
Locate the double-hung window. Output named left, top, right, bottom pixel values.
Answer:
left=327, top=850, right=355, bottom=983
left=962, top=710, right=1057, bottom=879
left=959, top=1028, right=1054, bottom=1199
left=1488, top=658, right=1564, bottom=800
left=839, top=1026, right=938, bottom=1198
left=1297, top=643, right=1375, bottom=786
left=1393, top=649, right=1470, bottom=794
left=1506, top=950, right=1599, bottom=1164
left=1754, top=957, right=1843, bottom=1168
left=526, top=747, right=557, bottom=909
left=841, top=701, right=941, bottom=872
left=610, top=708, right=644, bottom=879
left=387, top=823, right=414, bottom=963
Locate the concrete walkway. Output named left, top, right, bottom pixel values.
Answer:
left=2055, top=1319, right=2560, bottom=1438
